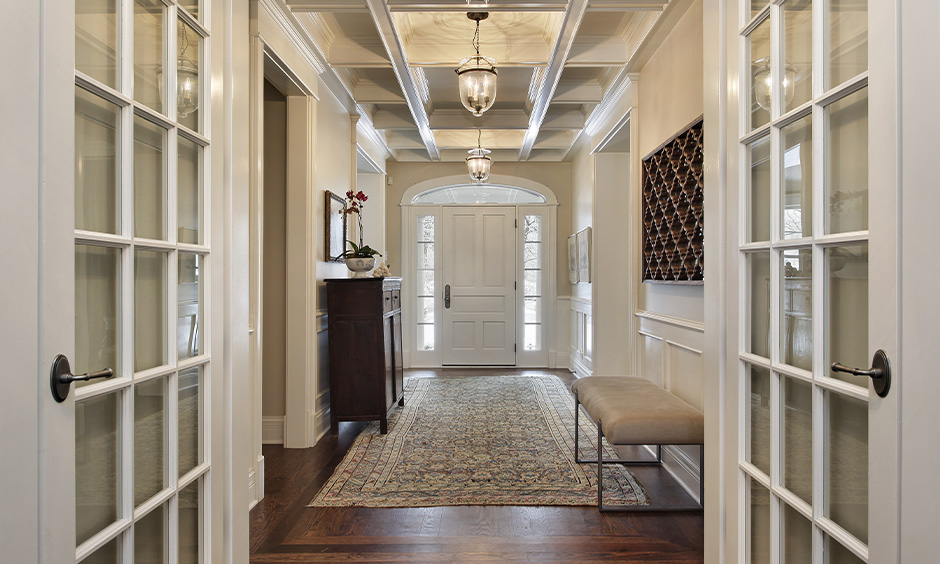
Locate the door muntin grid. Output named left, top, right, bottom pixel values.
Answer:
left=739, top=1, right=870, bottom=562
left=74, top=0, right=210, bottom=561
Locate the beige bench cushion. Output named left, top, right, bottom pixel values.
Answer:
left=571, top=376, right=704, bottom=445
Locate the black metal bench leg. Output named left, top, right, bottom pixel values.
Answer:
left=597, top=418, right=604, bottom=510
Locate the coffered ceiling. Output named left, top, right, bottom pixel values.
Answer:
left=282, top=0, right=681, bottom=162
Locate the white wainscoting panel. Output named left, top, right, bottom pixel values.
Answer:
left=666, top=340, right=704, bottom=412
left=569, top=298, right=593, bottom=378
left=633, top=309, right=705, bottom=502
left=315, top=311, right=331, bottom=442
left=638, top=331, right=664, bottom=388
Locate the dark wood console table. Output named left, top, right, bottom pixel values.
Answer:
left=325, top=277, right=404, bottom=434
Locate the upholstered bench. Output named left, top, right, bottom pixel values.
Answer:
left=571, top=376, right=704, bottom=511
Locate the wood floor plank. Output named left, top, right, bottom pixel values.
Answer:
left=250, top=368, right=704, bottom=563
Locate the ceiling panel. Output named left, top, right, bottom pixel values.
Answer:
left=284, top=0, right=675, bottom=161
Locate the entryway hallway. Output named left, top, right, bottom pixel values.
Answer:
left=248, top=368, right=703, bottom=563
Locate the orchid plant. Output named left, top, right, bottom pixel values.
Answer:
left=341, top=190, right=382, bottom=258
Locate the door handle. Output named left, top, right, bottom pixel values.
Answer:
left=444, top=284, right=451, bottom=309
left=50, top=354, right=114, bottom=403
left=831, top=349, right=891, bottom=398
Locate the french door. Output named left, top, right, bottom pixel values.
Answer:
left=4, top=0, right=214, bottom=562
left=72, top=0, right=212, bottom=561
left=441, top=207, right=517, bottom=365
left=732, top=0, right=898, bottom=562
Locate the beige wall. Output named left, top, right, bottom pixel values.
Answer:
left=637, top=0, right=705, bottom=324
left=384, top=161, right=573, bottom=295
left=262, top=80, right=287, bottom=418
left=569, top=145, right=594, bottom=303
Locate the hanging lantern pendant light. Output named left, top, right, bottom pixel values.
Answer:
left=456, top=12, right=498, bottom=117
left=466, top=129, right=492, bottom=182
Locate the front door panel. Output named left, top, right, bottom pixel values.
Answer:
left=442, top=207, right=516, bottom=365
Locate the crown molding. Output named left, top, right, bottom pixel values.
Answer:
left=259, top=0, right=327, bottom=74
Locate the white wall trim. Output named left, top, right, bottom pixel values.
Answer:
left=665, top=339, right=704, bottom=356
left=247, top=454, right=265, bottom=510
left=262, top=416, right=285, bottom=444
left=635, top=309, right=705, bottom=332
left=258, top=0, right=326, bottom=75
left=661, top=445, right=702, bottom=504
left=570, top=352, right=592, bottom=380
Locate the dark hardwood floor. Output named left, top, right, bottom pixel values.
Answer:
left=249, top=369, right=704, bottom=563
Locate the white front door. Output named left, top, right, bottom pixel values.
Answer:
left=442, top=206, right=517, bottom=365
left=722, top=0, right=904, bottom=561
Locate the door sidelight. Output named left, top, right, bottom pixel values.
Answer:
left=831, top=349, right=891, bottom=398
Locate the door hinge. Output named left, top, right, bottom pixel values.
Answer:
left=515, top=219, right=518, bottom=228
left=514, top=281, right=517, bottom=290
left=514, top=344, right=517, bottom=352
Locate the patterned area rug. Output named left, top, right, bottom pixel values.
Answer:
left=309, top=375, right=648, bottom=508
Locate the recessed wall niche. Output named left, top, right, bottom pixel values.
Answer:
left=641, top=118, right=704, bottom=284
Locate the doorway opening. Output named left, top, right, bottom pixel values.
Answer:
left=402, top=177, right=558, bottom=369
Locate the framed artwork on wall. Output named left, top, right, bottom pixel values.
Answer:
left=576, top=227, right=591, bottom=284
left=568, top=234, right=579, bottom=284
left=325, top=190, right=346, bottom=262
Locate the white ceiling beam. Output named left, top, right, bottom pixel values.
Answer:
left=365, top=0, right=440, bottom=160
left=519, top=0, right=588, bottom=161
left=566, top=37, right=630, bottom=66
left=385, top=1, right=568, bottom=12
left=354, top=81, right=407, bottom=103
left=328, top=40, right=391, bottom=67
left=585, top=0, right=667, bottom=10
left=532, top=129, right=577, bottom=149
left=518, top=0, right=591, bottom=160
left=429, top=110, right=532, bottom=130
left=552, top=82, right=603, bottom=103
left=372, top=109, right=417, bottom=129
left=286, top=0, right=369, bottom=13
left=540, top=109, right=586, bottom=129
left=385, top=130, right=428, bottom=149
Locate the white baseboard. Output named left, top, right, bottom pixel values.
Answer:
left=248, top=466, right=257, bottom=511
left=255, top=454, right=264, bottom=502
left=661, top=445, right=702, bottom=504
left=314, top=407, right=331, bottom=443
left=554, top=351, right=569, bottom=370
left=570, top=352, right=592, bottom=379
left=262, top=416, right=285, bottom=444
left=248, top=453, right=266, bottom=510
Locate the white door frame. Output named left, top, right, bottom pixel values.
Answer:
left=401, top=175, right=559, bottom=369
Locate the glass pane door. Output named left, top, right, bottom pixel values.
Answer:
left=73, top=0, right=210, bottom=561
left=739, top=1, right=870, bottom=562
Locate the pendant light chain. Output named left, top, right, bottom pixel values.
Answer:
left=473, top=20, right=481, bottom=57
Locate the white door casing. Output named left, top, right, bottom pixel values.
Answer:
left=442, top=207, right=517, bottom=365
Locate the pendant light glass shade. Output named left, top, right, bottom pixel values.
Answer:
left=158, top=22, right=199, bottom=118
left=457, top=56, right=498, bottom=117
left=456, top=12, right=497, bottom=117
left=753, top=57, right=796, bottom=112
left=467, top=130, right=492, bottom=182
left=175, top=58, right=199, bottom=117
